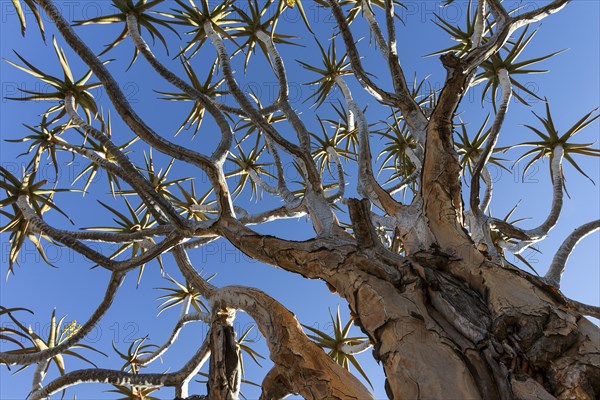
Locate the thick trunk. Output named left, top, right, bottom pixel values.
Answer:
left=326, top=248, right=600, bottom=400
left=223, top=202, right=599, bottom=399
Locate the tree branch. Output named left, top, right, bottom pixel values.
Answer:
left=37, top=0, right=234, bottom=218
left=29, top=336, right=211, bottom=400
left=523, top=145, right=565, bottom=239
left=17, top=195, right=116, bottom=269
left=210, top=286, right=375, bottom=399
left=326, top=0, right=428, bottom=138
left=33, top=225, right=174, bottom=244
left=471, top=0, right=488, bottom=48
left=217, top=217, right=352, bottom=280
left=335, top=76, right=403, bottom=215
left=31, top=358, right=50, bottom=393
left=264, top=135, right=300, bottom=206
left=204, top=21, right=342, bottom=234
left=50, top=136, right=178, bottom=221
left=339, top=340, right=372, bottom=355
left=470, top=68, right=511, bottom=216
left=207, top=321, right=241, bottom=399
left=325, top=146, right=346, bottom=202
left=256, top=30, right=312, bottom=155
left=564, top=298, right=600, bottom=320
left=171, top=249, right=374, bottom=398
left=173, top=246, right=217, bottom=298
left=203, top=21, right=322, bottom=192
left=465, top=0, right=570, bottom=72
left=496, top=145, right=565, bottom=254
left=545, top=219, right=600, bottom=287
left=512, top=0, right=571, bottom=30
left=0, top=271, right=124, bottom=366
left=467, top=68, right=512, bottom=258
left=137, top=311, right=211, bottom=367
left=126, top=13, right=233, bottom=165
left=64, top=94, right=182, bottom=226
left=17, top=195, right=185, bottom=272
left=480, top=166, right=493, bottom=214
left=362, top=0, right=389, bottom=59
left=259, top=365, right=293, bottom=400
left=420, top=53, right=473, bottom=252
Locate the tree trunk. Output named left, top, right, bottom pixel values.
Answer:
left=323, top=235, right=599, bottom=399
left=207, top=321, right=241, bottom=400
left=221, top=200, right=599, bottom=400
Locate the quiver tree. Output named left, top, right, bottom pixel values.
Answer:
left=1, top=0, right=599, bottom=399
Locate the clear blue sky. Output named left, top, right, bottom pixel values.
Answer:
left=1, top=1, right=598, bottom=399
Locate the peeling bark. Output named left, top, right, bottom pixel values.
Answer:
left=421, top=54, right=475, bottom=256
left=330, top=254, right=598, bottom=399
left=208, top=321, right=241, bottom=400
left=212, top=198, right=600, bottom=399
left=210, top=286, right=375, bottom=400
left=260, top=366, right=293, bottom=400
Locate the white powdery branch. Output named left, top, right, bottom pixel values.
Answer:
left=31, top=359, right=50, bottom=394
left=334, top=76, right=381, bottom=207
left=339, top=340, right=372, bottom=355
left=248, top=168, right=280, bottom=196
left=526, top=144, right=564, bottom=239
left=467, top=68, right=511, bottom=259
left=179, top=295, right=192, bottom=319
left=503, top=145, right=565, bottom=255
left=471, top=0, right=487, bottom=48
left=480, top=166, right=493, bottom=213
left=327, top=146, right=346, bottom=201
left=265, top=135, right=299, bottom=206
left=137, top=310, right=210, bottom=367
left=255, top=29, right=312, bottom=154
left=361, top=0, right=389, bottom=59
left=545, top=219, right=600, bottom=287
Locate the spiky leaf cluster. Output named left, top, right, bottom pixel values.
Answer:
left=6, top=37, right=100, bottom=123
left=156, top=274, right=212, bottom=315
left=156, top=57, right=226, bottom=136
left=303, top=308, right=372, bottom=388
left=0, top=167, right=75, bottom=275
left=510, top=103, right=600, bottom=182
left=3, top=309, right=106, bottom=376
left=83, top=198, right=160, bottom=285
left=298, top=40, right=351, bottom=108
left=474, top=27, right=564, bottom=109
left=73, top=0, right=178, bottom=68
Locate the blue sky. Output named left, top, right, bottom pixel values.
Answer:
left=1, top=1, right=598, bottom=399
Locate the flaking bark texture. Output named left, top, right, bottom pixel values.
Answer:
left=208, top=322, right=241, bottom=400
left=320, top=202, right=599, bottom=400
left=222, top=201, right=599, bottom=399
left=420, top=55, right=472, bottom=257
left=211, top=286, right=375, bottom=400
